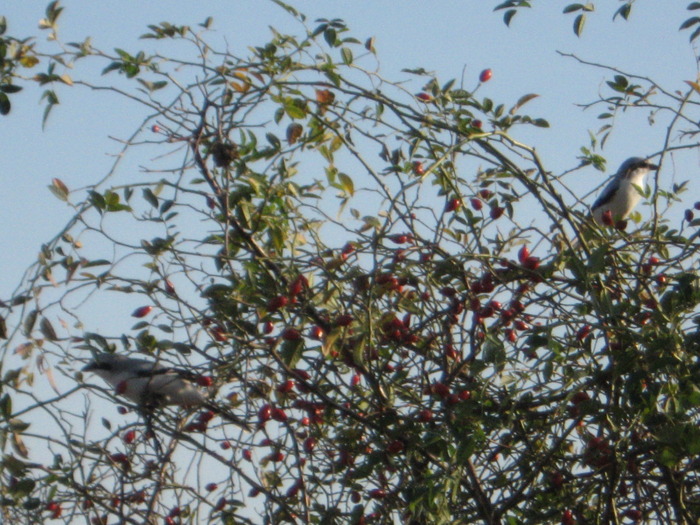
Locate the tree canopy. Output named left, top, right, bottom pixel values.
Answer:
left=1, top=2, right=699, bottom=524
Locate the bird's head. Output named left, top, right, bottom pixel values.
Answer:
left=83, top=353, right=131, bottom=375
left=618, top=157, right=658, bottom=179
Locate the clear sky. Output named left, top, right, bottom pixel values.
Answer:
left=2, top=1, right=697, bottom=305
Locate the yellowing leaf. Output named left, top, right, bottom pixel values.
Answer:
left=685, top=80, right=700, bottom=96
left=59, top=74, right=73, bottom=86
left=19, top=55, right=39, bottom=68
left=49, top=178, right=69, bottom=201
left=286, top=123, right=303, bottom=144
left=230, top=81, right=249, bottom=93
left=510, top=93, right=539, bottom=115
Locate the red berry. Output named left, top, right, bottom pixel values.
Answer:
left=572, top=391, right=590, bottom=405
left=418, top=409, right=433, bottom=422
left=368, top=488, right=386, bottom=499
left=446, top=198, right=462, bottom=212
left=648, top=256, right=660, bottom=265
left=523, top=256, right=540, bottom=270
left=335, top=314, right=354, bottom=327
left=471, top=119, right=483, bottom=129
left=242, top=449, right=252, bottom=461
left=164, top=279, right=176, bottom=295
left=267, top=295, right=288, bottom=312
left=490, top=206, right=505, bottom=220
left=123, top=430, right=136, bottom=444
left=210, top=326, right=228, bottom=342
left=470, top=198, right=483, bottom=211
left=196, top=375, right=213, bottom=387
left=416, top=92, right=432, bottom=101
left=277, top=380, right=295, bottom=393
left=303, top=437, right=316, bottom=453
left=263, top=321, right=274, bottom=334
left=562, top=509, right=575, bottom=525
left=220, top=441, right=231, bottom=450
left=386, top=440, right=405, bottom=455
left=412, top=161, right=425, bottom=176
left=432, top=382, right=450, bottom=398
left=388, top=234, right=411, bottom=244
left=576, top=324, right=592, bottom=342
left=281, top=328, right=301, bottom=341
left=288, top=275, right=307, bottom=297
left=602, top=209, right=614, bottom=226
left=131, top=305, right=153, bottom=318
left=271, top=407, right=287, bottom=422
left=518, top=245, right=530, bottom=264
left=205, top=482, right=218, bottom=492
left=479, top=68, right=493, bottom=83
left=309, top=325, right=324, bottom=340
left=258, top=404, right=272, bottom=424
left=350, top=374, right=361, bottom=387
left=151, top=125, right=161, bottom=133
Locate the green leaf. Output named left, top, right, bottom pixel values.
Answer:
left=680, top=17, right=700, bottom=30
left=573, top=13, right=586, bottom=36
left=338, top=173, right=355, bottom=196
left=0, top=16, right=6, bottom=35
left=614, top=4, right=632, bottom=20
left=0, top=84, right=22, bottom=94
left=563, top=4, right=583, bottom=14
left=40, top=318, right=58, bottom=341
left=89, top=190, right=106, bottom=211
left=323, top=27, right=337, bottom=47
left=341, top=47, right=353, bottom=65
left=143, top=188, right=159, bottom=208
left=503, top=9, right=517, bottom=26
left=24, top=310, right=37, bottom=336
left=0, top=93, right=10, bottom=116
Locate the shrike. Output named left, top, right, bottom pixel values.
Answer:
left=591, top=157, right=658, bottom=224
left=83, top=353, right=249, bottom=430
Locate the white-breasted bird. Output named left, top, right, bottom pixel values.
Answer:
left=83, top=353, right=206, bottom=407
left=591, top=157, right=658, bottom=225
left=83, top=353, right=250, bottom=430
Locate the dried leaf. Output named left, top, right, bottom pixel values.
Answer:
left=315, top=89, right=335, bottom=105
left=40, top=318, right=58, bottom=341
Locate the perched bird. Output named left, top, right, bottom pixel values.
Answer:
left=591, top=157, right=658, bottom=225
left=83, top=353, right=250, bottom=430
left=83, top=353, right=206, bottom=407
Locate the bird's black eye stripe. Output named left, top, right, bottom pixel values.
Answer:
left=135, top=367, right=173, bottom=378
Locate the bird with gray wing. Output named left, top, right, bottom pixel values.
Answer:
left=83, top=353, right=250, bottom=430
left=590, top=157, right=658, bottom=225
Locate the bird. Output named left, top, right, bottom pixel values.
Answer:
left=590, top=157, right=658, bottom=225
left=83, top=353, right=250, bottom=430
left=83, top=353, right=206, bottom=407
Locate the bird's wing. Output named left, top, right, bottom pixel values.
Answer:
left=591, top=177, right=620, bottom=210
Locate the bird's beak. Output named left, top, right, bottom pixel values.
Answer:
left=82, top=362, right=97, bottom=371
left=645, top=161, right=659, bottom=170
